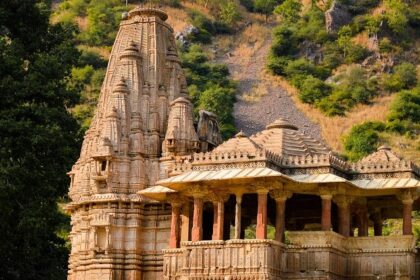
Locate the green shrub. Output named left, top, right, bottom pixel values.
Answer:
left=253, top=0, right=278, bottom=21
left=388, top=88, right=420, bottom=133
left=82, top=0, right=126, bottom=46
left=219, top=0, right=241, bottom=27
left=296, top=6, right=328, bottom=43
left=274, top=0, right=302, bottom=23
left=378, top=37, right=393, bottom=53
left=267, top=54, right=290, bottom=75
left=383, top=63, right=417, bottom=92
left=384, top=0, right=409, bottom=35
left=298, top=76, right=331, bottom=104
left=284, top=58, right=330, bottom=81
left=270, top=26, right=296, bottom=56
left=198, top=84, right=236, bottom=124
left=71, top=65, right=95, bottom=84
left=78, top=49, right=107, bottom=68
left=318, top=66, right=377, bottom=115
left=345, top=44, right=369, bottom=63
left=322, top=42, right=343, bottom=70
left=343, top=121, right=386, bottom=161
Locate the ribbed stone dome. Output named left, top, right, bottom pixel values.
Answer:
left=213, top=130, right=261, bottom=153
left=250, top=118, right=330, bottom=157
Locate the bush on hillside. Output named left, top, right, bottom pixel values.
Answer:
left=298, top=76, right=332, bottom=104
left=180, top=44, right=236, bottom=138
left=284, top=58, right=331, bottom=82
left=274, top=0, right=302, bottom=23
left=383, top=63, right=417, bottom=92
left=219, top=0, right=241, bottom=27
left=81, top=0, right=126, bottom=46
left=78, top=49, right=107, bottom=68
left=343, top=121, right=386, bottom=161
left=267, top=54, right=290, bottom=75
left=387, top=88, right=420, bottom=133
left=318, top=66, right=377, bottom=115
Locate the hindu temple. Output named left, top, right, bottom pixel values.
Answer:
left=66, top=7, right=420, bottom=280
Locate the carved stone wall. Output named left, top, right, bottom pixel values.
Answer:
left=163, top=232, right=417, bottom=279
left=66, top=8, right=219, bottom=280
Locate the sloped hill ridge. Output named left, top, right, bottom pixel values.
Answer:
left=218, top=33, right=324, bottom=141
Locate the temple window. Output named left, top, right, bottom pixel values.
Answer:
left=101, top=161, right=107, bottom=172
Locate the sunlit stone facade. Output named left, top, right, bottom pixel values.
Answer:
left=67, top=7, right=420, bottom=280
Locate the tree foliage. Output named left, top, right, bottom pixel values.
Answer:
left=181, top=44, right=236, bottom=138
left=343, top=122, right=385, bottom=161
left=0, top=1, right=81, bottom=279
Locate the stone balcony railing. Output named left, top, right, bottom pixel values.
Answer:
left=163, top=239, right=285, bottom=279
left=163, top=232, right=417, bottom=280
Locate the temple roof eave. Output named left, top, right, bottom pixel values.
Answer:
left=154, top=168, right=420, bottom=195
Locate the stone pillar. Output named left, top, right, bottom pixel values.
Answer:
left=358, top=207, right=369, bottom=237
left=321, top=194, right=332, bottom=231
left=234, top=194, right=242, bottom=239
left=403, top=200, right=413, bottom=235
left=212, top=202, right=218, bottom=240
left=398, top=191, right=414, bottom=236
left=334, top=196, right=352, bottom=237
left=216, top=201, right=224, bottom=240
left=192, top=197, right=203, bottom=242
left=372, top=211, right=382, bottom=236
left=169, top=203, right=181, bottom=248
left=212, top=200, right=225, bottom=240
left=256, top=190, right=268, bottom=239
left=271, top=190, right=292, bottom=242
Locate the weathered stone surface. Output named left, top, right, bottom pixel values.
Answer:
left=68, top=6, right=420, bottom=280
left=325, top=1, right=352, bottom=33
left=67, top=7, right=221, bottom=280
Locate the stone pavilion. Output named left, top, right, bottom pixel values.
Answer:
left=66, top=7, right=420, bottom=280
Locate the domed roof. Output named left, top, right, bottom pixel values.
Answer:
left=213, top=131, right=262, bottom=154
left=359, top=145, right=401, bottom=163
left=250, top=118, right=330, bottom=157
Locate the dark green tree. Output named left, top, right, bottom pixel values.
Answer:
left=254, top=0, right=277, bottom=22
left=0, top=1, right=81, bottom=279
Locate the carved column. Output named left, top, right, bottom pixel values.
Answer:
left=334, top=195, right=353, bottom=237
left=169, top=203, right=182, bottom=248
left=321, top=194, right=333, bottom=231
left=192, top=196, right=203, bottom=242
left=270, top=190, right=292, bottom=242
left=234, top=194, right=242, bottom=239
left=256, top=189, right=268, bottom=239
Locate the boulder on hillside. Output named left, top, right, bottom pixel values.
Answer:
left=325, top=1, right=352, bottom=33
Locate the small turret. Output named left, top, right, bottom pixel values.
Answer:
left=162, top=97, right=199, bottom=156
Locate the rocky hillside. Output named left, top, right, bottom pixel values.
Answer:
left=52, top=0, right=420, bottom=163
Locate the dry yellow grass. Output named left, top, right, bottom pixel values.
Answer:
left=166, top=6, right=189, bottom=34
left=241, top=83, right=269, bottom=102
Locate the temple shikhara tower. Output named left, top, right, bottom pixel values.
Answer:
left=67, top=7, right=420, bottom=280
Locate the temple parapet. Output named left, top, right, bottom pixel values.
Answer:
left=163, top=233, right=417, bottom=279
